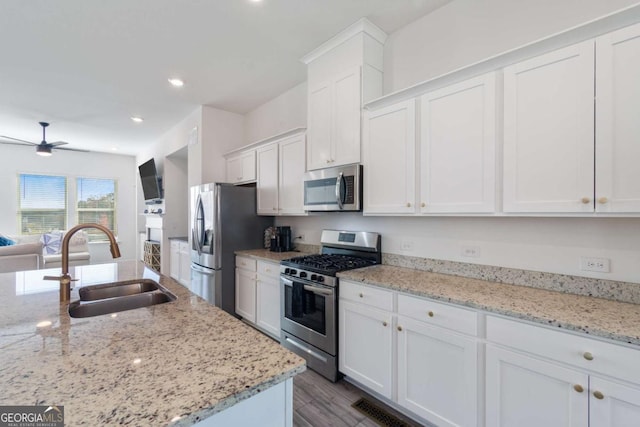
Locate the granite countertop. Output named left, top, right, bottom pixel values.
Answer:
left=235, top=248, right=311, bottom=263
left=168, top=236, right=188, bottom=242
left=0, top=261, right=305, bottom=426
left=338, top=265, right=640, bottom=347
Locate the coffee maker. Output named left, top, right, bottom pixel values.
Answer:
left=270, top=226, right=292, bottom=252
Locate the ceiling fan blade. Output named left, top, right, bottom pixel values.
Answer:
left=0, top=140, right=38, bottom=147
left=0, top=135, right=38, bottom=145
left=56, top=146, right=90, bottom=153
left=48, top=141, right=69, bottom=146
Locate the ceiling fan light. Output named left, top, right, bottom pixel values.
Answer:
left=36, top=145, right=52, bottom=156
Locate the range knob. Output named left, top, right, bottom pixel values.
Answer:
left=284, top=268, right=290, bottom=275
left=310, top=274, right=318, bottom=281
left=316, top=275, right=324, bottom=283
left=289, top=269, right=297, bottom=276
left=299, top=272, right=307, bottom=278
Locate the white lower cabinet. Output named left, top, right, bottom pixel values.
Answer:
left=170, top=239, right=191, bottom=286
left=486, top=315, right=640, bottom=427
left=235, top=257, right=281, bottom=340
left=339, top=281, right=478, bottom=426
left=256, top=261, right=281, bottom=340
left=397, top=316, right=478, bottom=427
left=339, top=299, right=393, bottom=399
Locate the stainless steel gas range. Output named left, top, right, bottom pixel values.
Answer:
left=280, top=230, right=381, bottom=382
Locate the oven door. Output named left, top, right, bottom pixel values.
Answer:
left=280, top=275, right=336, bottom=356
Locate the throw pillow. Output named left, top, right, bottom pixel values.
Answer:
left=41, top=231, right=63, bottom=255
left=0, top=236, right=15, bottom=246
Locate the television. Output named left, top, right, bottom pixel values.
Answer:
left=138, top=158, right=163, bottom=203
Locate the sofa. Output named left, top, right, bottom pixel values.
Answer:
left=0, top=231, right=91, bottom=273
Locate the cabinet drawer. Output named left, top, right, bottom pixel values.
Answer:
left=398, top=294, right=477, bottom=336
left=178, top=241, right=189, bottom=253
left=257, top=260, right=279, bottom=278
left=341, top=280, right=393, bottom=311
left=236, top=256, right=256, bottom=271
left=487, top=315, right=640, bottom=384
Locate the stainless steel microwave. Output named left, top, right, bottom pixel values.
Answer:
left=303, top=164, right=362, bottom=211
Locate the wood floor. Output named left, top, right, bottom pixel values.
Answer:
left=293, top=369, right=423, bottom=427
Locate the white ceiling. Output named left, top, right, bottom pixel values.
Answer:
left=0, top=0, right=449, bottom=156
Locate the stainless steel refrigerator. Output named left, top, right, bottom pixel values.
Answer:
left=189, top=183, right=273, bottom=315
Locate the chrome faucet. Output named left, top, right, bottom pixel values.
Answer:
left=57, top=223, right=121, bottom=303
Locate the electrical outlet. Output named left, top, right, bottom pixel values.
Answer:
left=401, top=239, right=414, bottom=251
left=580, top=257, right=610, bottom=273
left=461, top=246, right=480, bottom=258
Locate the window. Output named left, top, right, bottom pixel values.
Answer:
left=18, top=174, right=67, bottom=234
left=77, top=178, right=117, bottom=241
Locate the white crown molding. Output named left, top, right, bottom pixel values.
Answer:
left=223, top=127, right=306, bottom=157
left=300, top=18, right=388, bottom=65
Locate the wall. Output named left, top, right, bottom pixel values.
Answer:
left=0, top=144, right=137, bottom=263
left=246, top=1, right=640, bottom=284
left=243, top=82, right=307, bottom=144
left=383, top=0, right=640, bottom=93
left=201, top=105, right=245, bottom=183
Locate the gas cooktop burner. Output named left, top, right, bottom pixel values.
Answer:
left=282, top=254, right=376, bottom=275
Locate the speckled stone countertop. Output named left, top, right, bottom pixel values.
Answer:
left=235, top=248, right=312, bottom=263
left=339, top=265, right=640, bottom=347
left=0, top=261, right=305, bottom=426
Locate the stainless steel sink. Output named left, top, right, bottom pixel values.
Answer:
left=69, top=280, right=176, bottom=318
left=78, top=279, right=160, bottom=301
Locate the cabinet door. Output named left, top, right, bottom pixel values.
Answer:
left=241, top=151, right=256, bottom=182
left=503, top=41, right=595, bottom=213
left=256, top=143, right=279, bottom=215
left=420, top=73, right=496, bottom=213
left=397, top=316, right=478, bottom=427
left=332, top=67, right=362, bottom=167
left=178, top=242, right=191, bottom=286
left=278, top=135, right=306, bottom=215
left=226, top=155, right=243, bottom=184
left=169, top=241, right=180, bottom=281
left=339, top=300, right=393, bottom=399
left=235, top=268, right=256, bottom=323
left=595, top=23, right=640, bottom=212
left=590, top=376, right=640, bottom=426
left=307, top=80, right=333, bottom=170
left=486, top=345, right=588, bottom=427
left=256, top=273, right=281, bottom=339
left=363, top=99, right=416, bottom=214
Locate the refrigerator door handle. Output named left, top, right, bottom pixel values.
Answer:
left=191, top=264, right=215, bottom=275
left=193, top=193, right=204, bottom=255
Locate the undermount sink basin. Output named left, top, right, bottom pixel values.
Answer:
left=79, top=279, right=160, bottom=301
left=69, top=280, right=176, bottom=318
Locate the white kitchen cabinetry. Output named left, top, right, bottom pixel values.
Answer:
left=362, top=100, right=416, bottom=214
left=303, top=19, right=386, bottom=171
left=256, top=132, right=306, bottom=216
left=226, top=150, right=256, bottom=185
left=503, top=41, right=595, bottom=213
left=255, top=260, right=281, bottom=340
left=307, top=67, right=361, bottom=170
left=420, top=73, right=496, bottom=213
left=340, top=281, right=479, bottom=426
left=339, top=294, right=393, bottom=399
left=235, top=256, right=256, bottom=322
left=486, top=315, right=640, bottom=426
left=595, top=22, right=640, bottom=213
left=170, top=239, right=191, bottom=286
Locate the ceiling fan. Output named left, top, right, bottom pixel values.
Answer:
left=0, top=122, right=88, bottom=156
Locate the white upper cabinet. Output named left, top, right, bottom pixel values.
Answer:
left=256, top=132, right=306, bottom=216
left=503, top=41, right=595, bottom=213
left=595, top=22, right=640, bottom=213
left=420, top=73, right=497, bottom=213
left=303, top=19, right=386, bottom=171
left=225, top=150, right=256, bottom=185
left=363, top=100, right=416, bottom=214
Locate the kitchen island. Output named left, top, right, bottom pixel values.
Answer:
left=0, top=261, right=305, bottom=426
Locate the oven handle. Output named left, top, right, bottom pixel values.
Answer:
left=303, top=284, right=333, bottom=296
left=335, top=172, right=344, bottom=210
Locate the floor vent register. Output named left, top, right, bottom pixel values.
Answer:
left=351, top=397, right=415, bottom=427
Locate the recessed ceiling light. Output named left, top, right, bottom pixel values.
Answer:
left=131, top=116, right=144, bottom=123
left=168, top=78, right=184, bottom=87
left=36, top=320, right=52, bottom=328
left=249, top=0, right=263, bottom=3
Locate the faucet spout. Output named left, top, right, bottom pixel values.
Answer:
left=59, top=223, right=121, bottom=303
